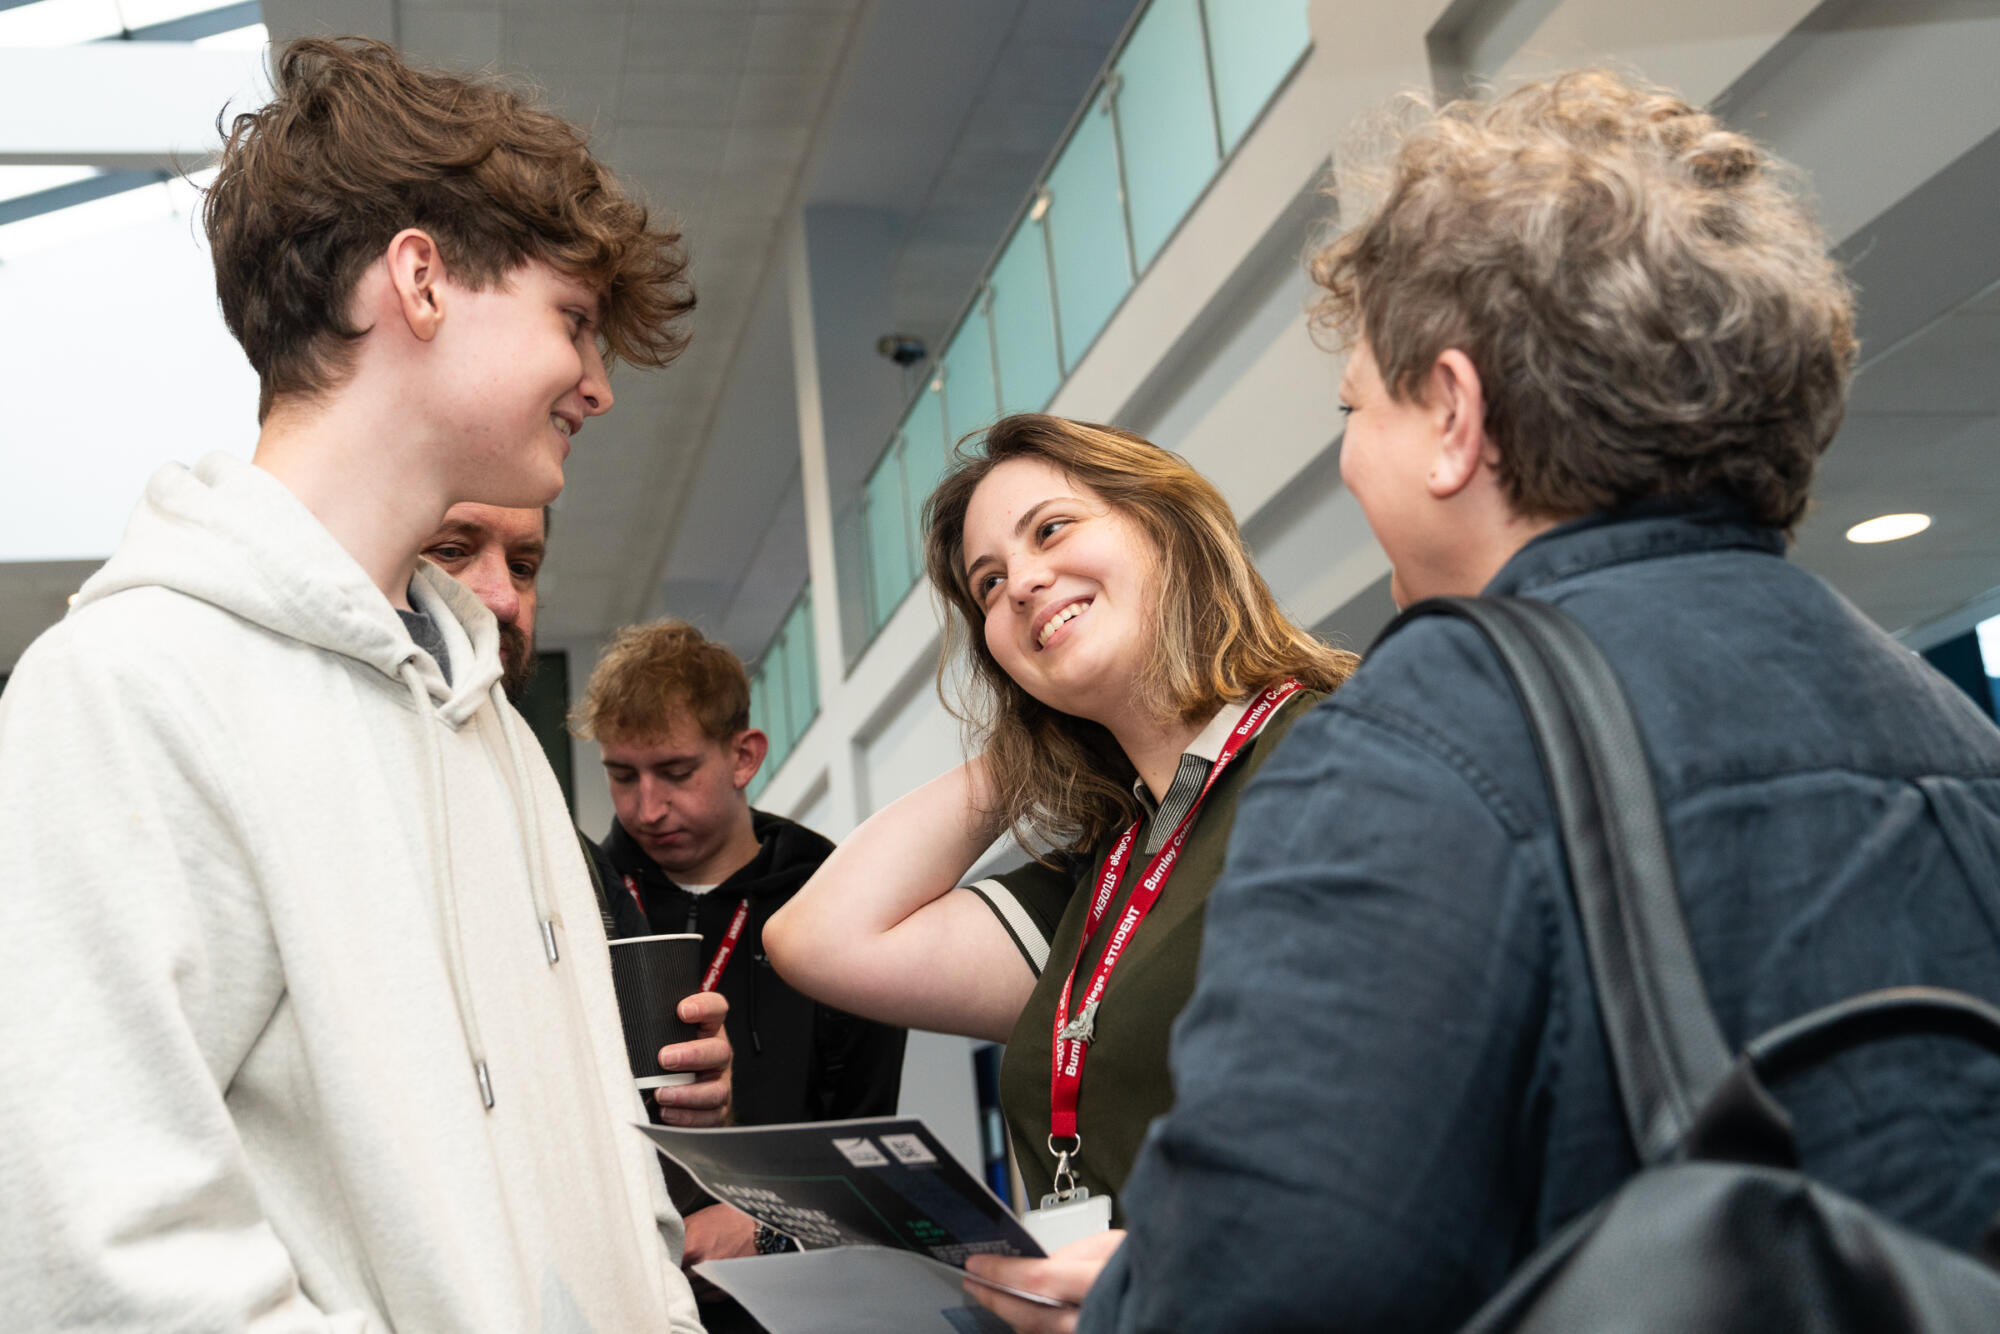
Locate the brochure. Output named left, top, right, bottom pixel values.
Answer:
left=637, top=1116, right=1065, bottom=1332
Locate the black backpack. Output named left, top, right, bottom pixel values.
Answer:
left=1387, top=597, right=2000, bottom=1332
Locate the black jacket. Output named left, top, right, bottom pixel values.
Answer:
left=598, top=811, right=907, bottom=1131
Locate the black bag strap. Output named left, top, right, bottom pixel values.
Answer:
left=1381, top=596, right=1734, bottom=1164
left=1745, top=986, right=2000, bottom=1086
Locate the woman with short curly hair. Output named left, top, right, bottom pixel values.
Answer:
left=965, top=69, right=2000, bottom=1334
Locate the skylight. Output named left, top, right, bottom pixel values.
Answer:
left=193, top=19, right=264, bottom=48
left=2, top=0, right=266, bottom=562
left=0, top=168, right=212, bottom=264
left=0, top=1, right=267, bottom=237
left=0, top=0, right=246, bottom=46
left=0, top=166, right=99, bottom=204
left=3, top=169, right=259, bottom=563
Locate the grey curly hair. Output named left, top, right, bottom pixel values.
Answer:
left=1311, top=68, right=1857, bottom=531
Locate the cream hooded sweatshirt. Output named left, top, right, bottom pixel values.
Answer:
left=0, top=454, right=704, bottom=1333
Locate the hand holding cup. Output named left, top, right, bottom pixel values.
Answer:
left=608, top=934, right=732, bottom=1126
left=655, top=989, right=732, bottom=1127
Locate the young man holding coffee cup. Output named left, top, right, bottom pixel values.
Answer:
left=574, top=621, right=908, bottom=1313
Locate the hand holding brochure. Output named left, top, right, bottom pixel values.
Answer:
left=636, top=1116, right=1066, bottom=1331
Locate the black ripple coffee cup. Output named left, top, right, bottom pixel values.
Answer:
left=607, top=933, right=704, bottom=1090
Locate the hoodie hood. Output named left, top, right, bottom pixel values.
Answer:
left=74, top=452, right=503, bottom=725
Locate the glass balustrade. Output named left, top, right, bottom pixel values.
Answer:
left=790, top=0, right=1313, bottom=760
left=746, top=583, right=818, bottom=803
left=1116, top=0, right=1222, bottom=272
left=832, top=0, right=1311, bottom=665
left=1206, top=0, right=1314, bottom=151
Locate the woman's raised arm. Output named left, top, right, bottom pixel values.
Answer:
left=765, top=757, right=1036, bottom=1043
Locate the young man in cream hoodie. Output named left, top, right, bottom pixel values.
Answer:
left=0, top=38, right=720, bottom=1332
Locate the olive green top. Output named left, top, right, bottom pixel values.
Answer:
left=966, top=689, right=1324, bottom=1220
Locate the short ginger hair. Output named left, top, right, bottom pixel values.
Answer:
left=203, top=37, right=695, bottom=421
left=574, top=620, right=751, bottom=746
left=1310, top=68, right=1857, bottom=531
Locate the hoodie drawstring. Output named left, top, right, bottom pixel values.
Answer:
left=491, top=682, right=561, bottom=965
left=401, top=663, right=495, bottom=1110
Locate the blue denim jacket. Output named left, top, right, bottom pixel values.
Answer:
left=1081, top=503, right=2000, bottom=1334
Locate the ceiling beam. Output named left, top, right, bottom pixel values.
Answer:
left=0, top=169, right=168, bottom=227
left=0, top=44, right=267, bottom=168
left=111, top=1, right=265, bottom=44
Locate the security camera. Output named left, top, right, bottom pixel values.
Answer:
left=876, top=334, right=927, bottom=367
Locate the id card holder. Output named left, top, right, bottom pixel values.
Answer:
left=1022, top=1189, right=1113, bottom=1252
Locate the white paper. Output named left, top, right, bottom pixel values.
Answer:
left=1022, top=1192, right=1113, bottom=1252
left=698, top=1247, right=1063, bottom=1334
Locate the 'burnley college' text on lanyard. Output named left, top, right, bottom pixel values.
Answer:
left=1049, top=680, right=1304, bottom=1154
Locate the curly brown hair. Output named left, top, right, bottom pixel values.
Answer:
left=1310, top=69, right=1856, bottom=530
left=204, top=37, right=695, bottom=421
left=572, top=620, right=752, bottom=747
left=923, top=414, right=1358, bottom=857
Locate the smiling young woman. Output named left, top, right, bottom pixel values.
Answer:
left=764, top=414, right=1357, bottom=1218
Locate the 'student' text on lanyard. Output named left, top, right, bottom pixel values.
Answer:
left=1048, top=679, right=1303, bottom=1143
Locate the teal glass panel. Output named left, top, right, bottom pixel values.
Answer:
left=1044, top=85, right=1132, bottom=368
left=747, top=667, right=770, bottom=742
left=989, top=220, right=1063, bottom=413
left=1115, top=0, right=1220, bottom=271
left=942, top=305, right=1000, bottom=449
left=1203, top=0, right=1310, bottom=150
left=751, top=660, right=788, bottom=781
left=899, top=385, right=951, bottom=568
left=833, top=503, right=875, bottom=671
left=783, top=598, right=815, bottom=739
left=766, top=645, right=795, bottom=760
left=795, top=587, right=819, bottom=718
left=864, top=442, right=915, bottom=630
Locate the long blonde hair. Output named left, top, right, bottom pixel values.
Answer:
left=922, top=414, right=1357, bottom=856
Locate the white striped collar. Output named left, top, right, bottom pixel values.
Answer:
left=1132, top=700, right=1244, bottom=853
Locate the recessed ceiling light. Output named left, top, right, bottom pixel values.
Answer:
left=1845, top=513, right=1932, bottom=544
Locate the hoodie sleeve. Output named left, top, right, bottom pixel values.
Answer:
left=0, top=625, right=372, bottom=1332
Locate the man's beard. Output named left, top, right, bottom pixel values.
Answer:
left=500, top=622, right=538, bottom=705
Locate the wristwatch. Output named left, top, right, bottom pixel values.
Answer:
left=752, top=1222, right=794, bottom=1255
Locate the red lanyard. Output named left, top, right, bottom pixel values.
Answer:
left=621, top=873, right=753, bottom=993
left=701, top=898, right=753, bottom=993
left=1049, top=681, right=1302, bottom=1145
